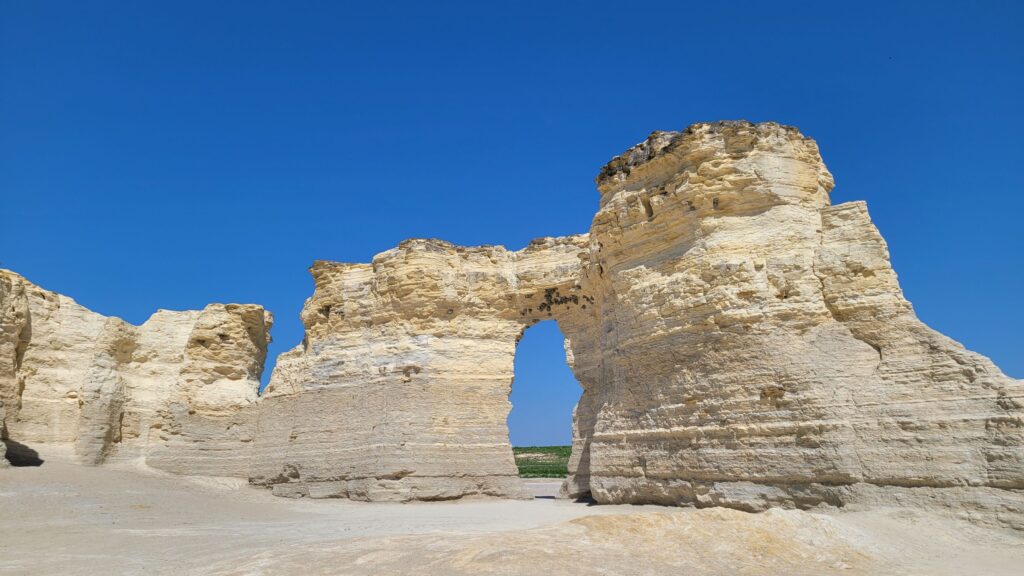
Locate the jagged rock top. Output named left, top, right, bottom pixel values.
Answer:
left=595, top=120, right=828, bottom=195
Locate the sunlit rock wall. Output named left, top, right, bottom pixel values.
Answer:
left=572, top=122, right=1023, bottom=521
left=253, top=236, right=593, bottom=500
left=0, top=269, right=272, bottom=474
left=2, top=121, right=1020, bottom=526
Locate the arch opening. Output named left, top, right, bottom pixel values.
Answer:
left=507, top=320, right=582, bottom=497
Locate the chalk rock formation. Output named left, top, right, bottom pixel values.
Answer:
left=0, top=270, right=272, bottom=473
left=573, top=122, right=1023, bottom=518
left=256, top=121, right=1023, bottom=518
left=251, top=236, right=593, bottom=500
left=2, top=121, right=1021, bottom=525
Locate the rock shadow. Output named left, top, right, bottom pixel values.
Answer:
left=3, top=439, right=44, bottom=466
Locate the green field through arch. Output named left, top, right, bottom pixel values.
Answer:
left=508, top=319, right=581, bottom=477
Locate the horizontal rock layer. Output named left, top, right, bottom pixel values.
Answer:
left=574, top=122, right=1024, bottom=511
left=252, top=235, right=593, bottom=500
left=0, top=271, right=272, bottom=473
left=2, top=120, right=1021, bottom=524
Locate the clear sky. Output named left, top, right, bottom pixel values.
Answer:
left=2, top=1, right=1021, bottom=446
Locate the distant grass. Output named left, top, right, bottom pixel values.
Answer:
left=513, top=445, right=571, bottom=478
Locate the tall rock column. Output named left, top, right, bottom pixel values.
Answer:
left=576, top=121, right=1023, bottom=518
left=0, top=272, right=31, bottom=465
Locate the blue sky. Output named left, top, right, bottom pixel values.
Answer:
left=2, top=1, right=1021, bottom=446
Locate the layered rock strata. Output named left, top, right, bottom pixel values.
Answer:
left=2, top=121, right=1021, bottom=524
left=251, top=235, right=594, bottom=500
left=575, top=123, right=1023, bottom=519
left=0, top=270, right=272, bottom=474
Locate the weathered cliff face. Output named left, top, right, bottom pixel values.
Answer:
left=572, top=122, right=1023, bottom=517
left=0, top=271, right=30, bottom=467
left=254, top=121, right=1022, bottom=518
left=2, top=120, right=1021, bottom=525
left=253, top=236, right=593, bottom=500
left=0, top=270, right=272, bottom=473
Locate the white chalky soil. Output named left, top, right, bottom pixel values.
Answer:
left=2, top=448, right=1022, bottom=576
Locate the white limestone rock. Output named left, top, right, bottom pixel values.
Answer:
left=2, top=121, right=1020, bottom=528
left=253, top=236, right=591, bottom=500
left=574, top=122, right=1023, bottom=517
left=255, top=121, right=1022, bottom=520
left=0, top=269, right=271, bottom=474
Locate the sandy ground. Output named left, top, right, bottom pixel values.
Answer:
left=2, top=449, right=1022, bottom=575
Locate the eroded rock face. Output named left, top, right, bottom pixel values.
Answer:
left=254, top=121, right=1022, bottom=518
left=252, top=236, right=593, bottom=500
left=0, top=270, right=272, bottom=473
left=572, top=122, right=1023, bottom=517
left=2, top=121, right=1021, bottom=524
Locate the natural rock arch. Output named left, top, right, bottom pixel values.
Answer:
left=251, top=122, right=1023, bottom=514
left=2, top=121, right=1021, bottom=528
left=250, top=235, right=600, bottom=500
